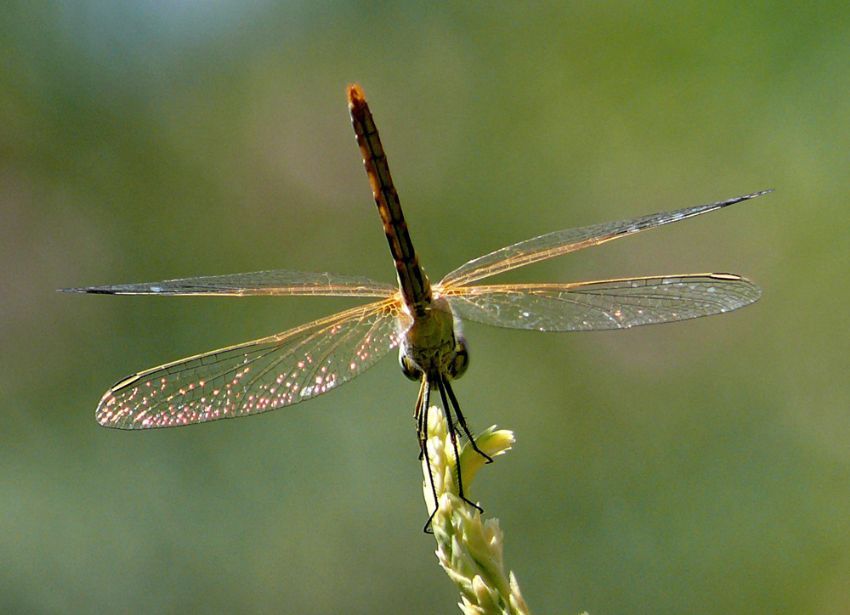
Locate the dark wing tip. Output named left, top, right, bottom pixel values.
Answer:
left=58, top=286, right=116, bottom=294
left=718, top=188, right=773, bottom=207
left=738, top=188, right=773, bottom=201
left=712, top=188, right=773, bottom=211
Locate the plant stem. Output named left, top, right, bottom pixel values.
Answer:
left=421, top=404, right=530, bottom=615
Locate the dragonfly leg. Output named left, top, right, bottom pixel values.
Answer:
left=437, top=376, right=484, bottom=516
left=415, top=377, right=430, bottom=461
left=417, top=377, right=439, bottom=534
left=445, top=380, right=494, bottom=464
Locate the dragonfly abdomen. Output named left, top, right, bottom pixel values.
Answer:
left=348, top=84, right=432, bottom=314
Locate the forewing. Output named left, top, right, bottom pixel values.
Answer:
left=440, top=191, right=771, bottom=287
left=62, top=270, right=395, bottom=297
left=443, top=274, right=760, bottom=331
left=96, top=299, right=406, bottom=429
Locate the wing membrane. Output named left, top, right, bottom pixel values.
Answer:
left=440, top=190, right=771, bottom=287
left=443, top=274, right=760, bottom=331
left=62, top=270, right=395, bottom=297
left=96, top=298, right=406, bottom=429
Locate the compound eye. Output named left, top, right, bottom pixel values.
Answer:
left=399, top=351, right=422, bottom=381
left=447, top=337, right=469, bottom=380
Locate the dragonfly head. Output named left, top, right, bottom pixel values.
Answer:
left=398, top=334, right=469, bottom=381
left=398, top=296, right=469, bottom=382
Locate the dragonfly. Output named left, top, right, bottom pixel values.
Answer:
left=65, top=84, right=770, bottom=520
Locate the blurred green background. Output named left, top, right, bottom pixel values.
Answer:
left=2, top=2, right=848, bottom=613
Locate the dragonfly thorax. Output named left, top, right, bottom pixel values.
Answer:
left=399, top=296, right=468, bottom=381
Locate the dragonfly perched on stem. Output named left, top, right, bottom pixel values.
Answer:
left=64, top=84, right=770, bottom=527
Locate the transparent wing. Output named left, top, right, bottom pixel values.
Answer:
left=96, top=298, right=407, bottom=429
left=440, top=190, right=771, bottom=287
left=442, top=274, right=760, bottom=331
left=61, top=270, right=395, bottom=298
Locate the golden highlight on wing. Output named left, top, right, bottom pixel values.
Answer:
left=440, top=190, right=771, bottom=288
left=61, top=270, right=396, bottom=298
left=442, top=274, right=760, bottom=331
left=96, top=298, right=406, bottom=429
